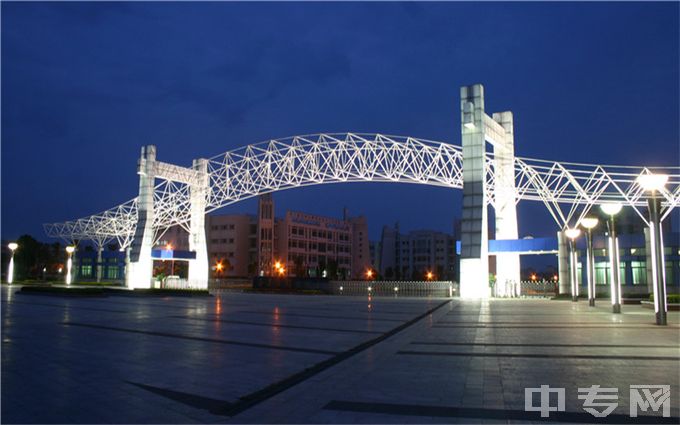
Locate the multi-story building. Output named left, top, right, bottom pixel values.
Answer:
left=159, top=195, right=370, bottom=279
left=273, top=208, right=369, bottom=279
left=206, top=214, right=258, bottom=277
left=376, top=223, right=457, bottom=280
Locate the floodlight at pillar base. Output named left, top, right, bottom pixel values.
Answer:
left=127, top=260, right=153, bottom=289
left=460, top=259, right=490, bottom=299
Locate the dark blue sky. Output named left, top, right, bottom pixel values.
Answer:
left=2, top=2, right=679, bottom=243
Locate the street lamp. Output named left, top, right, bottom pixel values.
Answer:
left=600, top=203, right=623, bottom=313
left=7, top=242, right=18, bottom=284
left=580, top=217, right=599, bottom=307
left=166, top=243, right=175, bottom=276
left=426, top=271, right=434, bottom=281
left=365, top=269, right=374, bottom=280
left=65, top=246, right=75, bottom=285
left=637, top=173, right=669, bottom=325
left=564, top=228, right=581, bottom=302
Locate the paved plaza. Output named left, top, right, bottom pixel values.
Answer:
left=1, top=286, right=679, bottom=424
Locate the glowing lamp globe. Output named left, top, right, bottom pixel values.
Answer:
left=65, top=246, right=75, bottom=254
left=7, top=242, right=18, bottom=251
left=637, top=174, right=668, bottom=192
left=600, top=203, right=622, bottom=216
left=564, top=228, right=581, bottom=240
left=580, top=217, right=599, bottom=230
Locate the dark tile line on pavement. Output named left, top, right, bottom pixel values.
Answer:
left=61, top=321, right=338, bottom=355
left=233, top=310, right=405, bottom=323
left=3, top=299, right=128, bottom=313
left=245, top=303, right=433, bottom=316
left=410, top=341, right=680, bottom=348
left=86, top=297, right=254, bottom=310
left=445, top=312, right=618, bottom=316
left=437, top=321, right=658, bottom=325
left=126, top=381, right=231, bottom=414
left=170, top=315, right=383, bottom=334
left=397, top=350, right=680, bottom=361
left=322, top=400, right=679, bottom=424
left=432, top=324, right=679, bottom=329
left=217, top=299, right=452, bottom=417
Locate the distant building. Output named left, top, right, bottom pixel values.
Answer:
left=271, top=205, right=370, bottom=279
left=160, top=195, right=370, bottom=279
left=376, top=223, right=457, bottom=281
left=206, top=214, right=258, bottom=277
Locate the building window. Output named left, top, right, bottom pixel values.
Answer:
left=595, top=261, right=609, bottom=285
left=106, top=267, right=119, bottom=279
left=631, top=261, right=646, bottom=285
left=665, top=261, right=675, bottom=285
left=619, top=261, right=627, bottom=285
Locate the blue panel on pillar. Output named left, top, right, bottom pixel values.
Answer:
left=151, top=249, right=197, bottom=260
left=457, top=237, right=558, bottom=255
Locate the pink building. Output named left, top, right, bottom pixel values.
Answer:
left=158, top=195, right=370, bottom=279
left=274, top=209, right=369, bottom=279
left=206, top=214, right=258, bottom=277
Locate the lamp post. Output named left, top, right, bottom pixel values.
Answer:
left=564, top=228, right=581, bottom=302
left=601, top=203, right=623, bottom=313
left=166, top=243, right=174, bottom=276
left=7, top=242, right=18, bottom=284
left=65, top=246, right=75, bottom=285
left=637, top=174, right=669, bottom=326
left=580, top=217, right=599, bottom=307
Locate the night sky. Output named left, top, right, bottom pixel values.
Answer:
left=2, top=2, right=679, bottom=246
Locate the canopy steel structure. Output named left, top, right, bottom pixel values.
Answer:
left=44, top=134, right=679, bottom=244
left=44, top=84, right=679, bottom=295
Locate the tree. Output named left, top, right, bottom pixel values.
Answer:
left=317, top=258, right=327, bottom=278
left=385, top=267, right=394, bottom=280
left=14, top=235, right=42, bottom=280
left=293, top=256, right=305, bottom=277
left=327, top=258, right=338, bottom=279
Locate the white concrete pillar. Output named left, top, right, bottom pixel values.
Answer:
left=460, top=84, right=489, bottom=298
left=492, top=111, right=520, bottom=288
left=557, top=230, right=571, bottom=294
left=644, top=227, right=654, bottom=294
left=96, top=246, right=103, bottom=283
left=126, top=145, right=156, bottom=289
left=188, top=158, right=209, bottom=289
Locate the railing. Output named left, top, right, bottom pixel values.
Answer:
left=329, top=280, right=456, bottom=297
left=497, top=280, right=558, bottom=298
left=154, top=277, right=207, bottom=290
left=208, top=278, right=252, bottom=293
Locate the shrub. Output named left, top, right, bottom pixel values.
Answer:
left=649, top=293, right=680, bottom=303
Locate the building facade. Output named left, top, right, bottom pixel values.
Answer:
left=272, top=209, right=369, bottom=279
left=206, top=214, right=258, bottom=277
left=376, top=223, right=458, bottom=281
left=156, top=195, right=370, bottom=279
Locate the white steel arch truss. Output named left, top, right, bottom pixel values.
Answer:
left=44, top=133, right=680, bottom=246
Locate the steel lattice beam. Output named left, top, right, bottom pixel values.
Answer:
left=43, top=133, right=680, bottom=246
